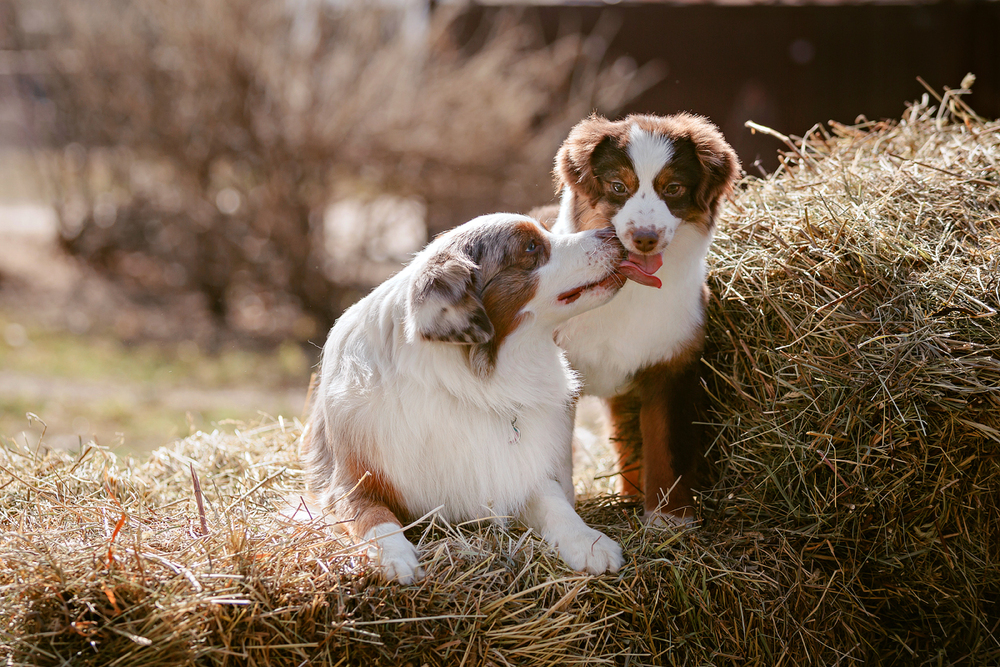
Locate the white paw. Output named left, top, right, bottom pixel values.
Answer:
left=555, top=527, right=623, bottom=575
left=365, top=525, right=424, bottom=584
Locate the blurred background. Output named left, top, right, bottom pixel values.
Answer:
left=0, top=0, right=997, bottom=454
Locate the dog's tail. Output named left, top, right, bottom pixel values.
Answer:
left=298, top=378, right=339, bottom=501
left=295, top=382, right=339, bottom=508
left=279, top=372, right=346, bottom=527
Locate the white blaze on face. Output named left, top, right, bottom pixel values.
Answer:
left=612, top=125, right=681, bottom=253
left=628, top=124, right=674, bottom=181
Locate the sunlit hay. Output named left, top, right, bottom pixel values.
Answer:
left=3, top=86, right=1000, bottom=665
left=0, top=421, right=638, bottom=666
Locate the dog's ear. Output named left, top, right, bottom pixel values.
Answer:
left=689, top=120, right=741, bottom=215
left=554, top=114, right=620, bottom=201
left=409, top=251, right=494, bottom=345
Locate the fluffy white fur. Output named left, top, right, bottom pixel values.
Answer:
left=305, top=213, right=625, bottom=582
left=613, top=130, right=682, bottom=249
left=541, top=112, right=740, bottom=522
left=552, top=131, right=712, bottom=397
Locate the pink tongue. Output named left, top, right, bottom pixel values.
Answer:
left=619, top=252, right=663, bottom=288
left=630, top=253, right=663, bottom=274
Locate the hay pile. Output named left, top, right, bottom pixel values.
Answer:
left=3, top=88, right=999, bottom=665
left=701, top=86, right=1000, bottom=663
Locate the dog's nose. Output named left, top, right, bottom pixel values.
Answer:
left=631, top=229, right=660, bottom=253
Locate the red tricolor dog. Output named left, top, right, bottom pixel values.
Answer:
left=541, top=113, right=740, bottom=523
left=301, top=213, right=627, bottom=582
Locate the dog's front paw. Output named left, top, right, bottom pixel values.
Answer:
left=644, top=509, right=698, bottom=529
left=365, top=525, right=425, bottom=584
left=556, top=527, right=623, bottom=575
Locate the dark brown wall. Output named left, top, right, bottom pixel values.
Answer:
left=503, top=1, right=1000, bottom=172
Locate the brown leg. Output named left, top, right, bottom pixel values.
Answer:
left=331, top=450, right=423, bottom=583
left=607, top=355, right=703, bottom=520
left=635, top=359, right=702, bottom=519
left=302, top=407, right=421, bottom=582
left=333, top=451, right=409, bottom=540
left=607, top=391, right=643, bottom=498
left=302, top=413, right=409, bottom=538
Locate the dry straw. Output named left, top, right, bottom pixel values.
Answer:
left=3, top=85, right=999, bottom=665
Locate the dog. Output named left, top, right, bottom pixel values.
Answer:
left=532, top=112, right=740, bottom=524
left=300, top=213, right=628, bottom=583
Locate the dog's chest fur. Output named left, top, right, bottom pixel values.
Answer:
left=552, top=220, right=711, bottom=397
left=381, top=387, right=573, bottom=522
left=324, top=278, right=577, bottom=522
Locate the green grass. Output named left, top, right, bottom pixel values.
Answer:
left=0, top=149, right=52, bottom=202
left=0, top=149, right=315, bottom=456
left=0, top=318, right=312, bottom=387
left=0, top=315, right=314, bottom=456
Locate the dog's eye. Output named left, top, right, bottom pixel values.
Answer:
left=525, top=239, right=539, bottom=254
left=663, top=183, right=686, bottom=197
left=611, top=181, right=627, bottom=195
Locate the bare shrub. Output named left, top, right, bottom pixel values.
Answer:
left=12, top=0, right=656, bottom=338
